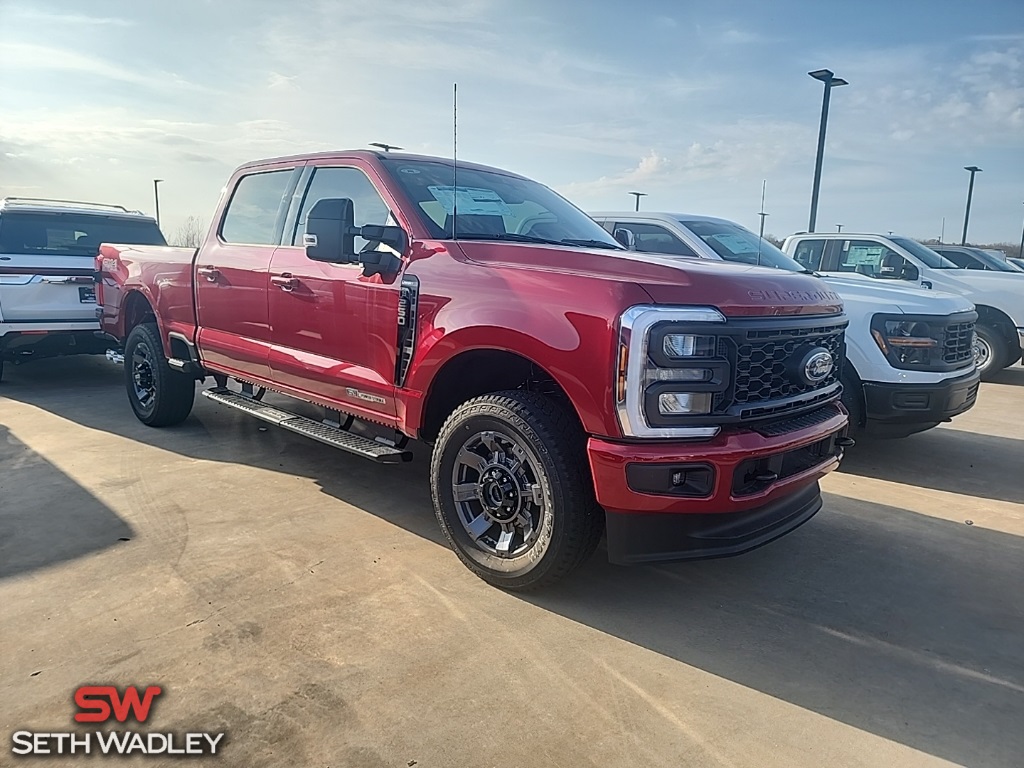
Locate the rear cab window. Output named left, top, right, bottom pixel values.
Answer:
left=0, top=213, right=166, bottom=256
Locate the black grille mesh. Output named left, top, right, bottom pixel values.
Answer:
left=942, top=321, right=975, bottom=366
left=732, top=326, right=845, bottom=405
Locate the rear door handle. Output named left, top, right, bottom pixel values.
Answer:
left=271, top=274, right=298, bottom=292
left=197, top=266, right=220, bottom=282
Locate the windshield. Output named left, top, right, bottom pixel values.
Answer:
left=0, top=212, right=166, bottom=257
left=971, top=249, right=1023, bottom=272
left=889, top=237, right=959, bottom=269
left=678, top=219, right=804, bottom=272
left=380, top=157, right=622, bottom=249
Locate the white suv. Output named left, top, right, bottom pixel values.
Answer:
left=591, top=212, right=980, bottom=439
left=0, top=198, right=166, bottom=381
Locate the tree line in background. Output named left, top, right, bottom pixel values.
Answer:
left=170, top=217, right=1017, bottom=259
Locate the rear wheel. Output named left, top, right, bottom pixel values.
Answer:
left=431, top=391, right=603, bottom=591
left=124, top=323, right=195, bottom=426
left=974, top=324, right=1008, bottom=381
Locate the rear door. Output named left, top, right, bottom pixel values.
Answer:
left=0, top=211, right=165, bottom=324
left=195, top=166, right=301, bottom=382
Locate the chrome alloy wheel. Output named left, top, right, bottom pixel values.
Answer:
left=450, top=430, right=545, bottom=558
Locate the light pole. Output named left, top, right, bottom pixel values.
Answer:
left=628, top=191, right=647, bottom=212
left=153, top=179, right=163, bottom=228
left=807, top=69, right=848, bottom=233
left=961, top=166, right=982, bottom=245
left=836, top=224, right=843, bottom=232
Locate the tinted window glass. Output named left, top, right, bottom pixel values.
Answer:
left=621, top=222, right=697, bottom=256
left=678, top=219, right=801, bottom=270
left=936, top=249, right=976, bottom=268
left=889, top=237, right=958, bottom=268
left=0, top=213, right=166, bottom=257
left=292, top=167, right=393, bottom=252
left=838, top=240, right=903, bottom=276
left=793, top=239, right=826, bottom=270
left=379, top=156, right=621, bottom=249
left=221, top=170, right=293, bottom=245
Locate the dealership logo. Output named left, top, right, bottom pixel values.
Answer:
left=10, top=685, right=225, bottom=758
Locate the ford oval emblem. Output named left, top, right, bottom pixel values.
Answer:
left=802, top=349, right=834, bottom=384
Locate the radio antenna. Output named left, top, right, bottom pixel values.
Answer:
left=452, top=82, right=458, bottom=240
left=756, top=179, right=767, bottom=267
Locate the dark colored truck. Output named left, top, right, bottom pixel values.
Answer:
left=97, top=150, right=852, bottom=590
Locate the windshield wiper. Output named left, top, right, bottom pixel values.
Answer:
left=558, top=239, right=622, bottom=250
left=455, top=233, right=564, bottom=246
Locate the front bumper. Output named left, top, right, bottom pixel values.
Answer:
left=862, top=368, right=980, bottom=438
left=588, top=403, right=849, bottom=564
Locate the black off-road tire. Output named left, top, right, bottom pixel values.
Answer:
left=431, top=390, right=603, bottom=591
left=975, top=324, right=1009, bottom=381
left=124, top=323, right=195, bottom=426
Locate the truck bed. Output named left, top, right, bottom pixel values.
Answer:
left=97, top=244, right=198, bottom=350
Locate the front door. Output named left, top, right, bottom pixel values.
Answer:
left=195, top=166, right=299, bottom=382
left=268, top=164, right=402, bottom=420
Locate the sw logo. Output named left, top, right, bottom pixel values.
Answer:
left=10, top=684, right=225, bottom=758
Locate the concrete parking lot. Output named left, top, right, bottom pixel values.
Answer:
left=1, top=357, right=1022, bottom=767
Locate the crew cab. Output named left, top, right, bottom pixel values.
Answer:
left=931, top=244, right=1024, bottom=273
left=0, top=197, right=166, bottom=381
left=97, top=150, right=851, bottom=590
left=782, top=233, right=1024, bottom=380
left=592, top=213, right=980, bottom=438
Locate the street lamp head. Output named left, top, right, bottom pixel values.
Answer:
left=809, top=69, right=847, bottom=86
left=964, top=166, right=982, bottom=173
left=154, top=179, right=163, bottom=184
left=628, top=191, right=647, bottom=198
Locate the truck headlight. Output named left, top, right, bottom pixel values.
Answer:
left=658, top=392, right=713, bottom=415
left=616, top=306, right=728, bottom=439
left=870, top=315, right=942, bottom=369
left=662, top=334, right=716, bottom=359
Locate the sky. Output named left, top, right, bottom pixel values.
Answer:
left=1, top=0, right=1022, bottom=245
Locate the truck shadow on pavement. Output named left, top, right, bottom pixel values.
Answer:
left=3, top=357, right=1023, bottom=766
left=987, top=365, right=1024, bottom=386
left=0, top=424, right=133, bottom=579
left=526, top=497, right=1024, bottom=768
left=838, top=427, right=1023, bottom=504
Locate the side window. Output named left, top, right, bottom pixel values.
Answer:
left=292, top=167, right=393, bottom=251
left=793, top=239, right=825, bottom=270
left=617, top=222, right=697, bottom=257
left=220, top=170, right=294, bottom=245
left=936, top=249, right=972, bottom=268
left=837, top=240, right=902, bottom=276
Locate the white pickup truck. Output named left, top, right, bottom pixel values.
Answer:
left=0, top=198, right=166, bottom=381
left=592, top=212, right=980, bottom=439
left=780, top=232, right=1024, bottom=379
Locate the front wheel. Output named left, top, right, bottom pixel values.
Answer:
left=974, top=324, right=1009, bottom=381
left=124, top=323, right=195, bottom=426
left=430, top=391, right=603, bottom=591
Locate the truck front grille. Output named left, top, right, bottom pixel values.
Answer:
left=731, top=324, right=845, bottom=406
left=942, top=320, right=975, bottom=366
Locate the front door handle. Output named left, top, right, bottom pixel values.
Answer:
left=271, top=274, right=298, bottom=292
left=197, top=266, right=220, bottom=282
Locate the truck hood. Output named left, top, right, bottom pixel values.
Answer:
left=819, top=274, right=975, bottom=316
left=915, top=269, right=1023, bottom=325
left=456, top=241, right=844, bottom=317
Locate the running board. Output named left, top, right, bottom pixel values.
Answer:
left=201, top=387, right=412, bottom=463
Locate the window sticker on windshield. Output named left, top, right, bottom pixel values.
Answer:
left=427, top=186, right=512, bottom=216
left=710, top=234, right=757, bottom=254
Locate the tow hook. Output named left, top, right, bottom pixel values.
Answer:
left=105, top=349, right=125, bottom=365
left=836, top=436, right=856, bottom=448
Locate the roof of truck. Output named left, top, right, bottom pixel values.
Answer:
left=238, top=150, right=529, bottom=179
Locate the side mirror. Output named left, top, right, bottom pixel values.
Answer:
left=878, top=252, right=904, bottom=278
left=613, top=227, right=636, bottom=250
left=356, top=224, right=406, bottom=277
left=901, top=263, right=919, bottom=281
left=304, top=198, right=357, bottom=263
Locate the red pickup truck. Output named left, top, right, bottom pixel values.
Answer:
left=97, top=150, right=851, bottom=590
